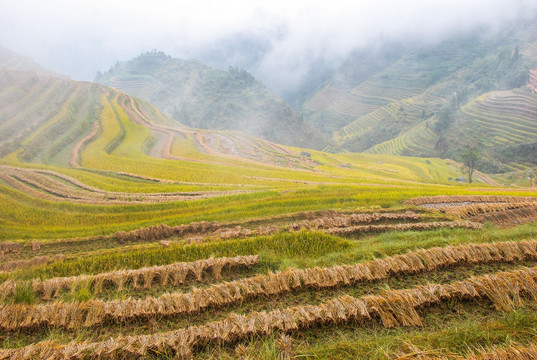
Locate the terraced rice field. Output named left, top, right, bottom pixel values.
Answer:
left=458, top=89, right=537, bottom=146
left=350, top=75, right=424, bottom=104
left=3, top=64, right=537, bottom=359
left=308, top=71, right=444, bottom=154
left=365, top=121, right=438, bottom=156
left=106, top=75, right=164, bottom=102
left=339, top=104, right=399, bottom=140
left=3, top=208, right=537, bottom=359
left=305, top=85, right=348, bottom=112
left=0, top=165, right=249, bottom=204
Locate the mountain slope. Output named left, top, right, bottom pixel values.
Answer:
left=1, top=65, right=475, bottom=186
left=302, top=19, right=537, bottom=171
left=95, top=51, right=327, bottom=149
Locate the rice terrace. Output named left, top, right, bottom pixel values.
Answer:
left=3, top=2, right=537, bottom=360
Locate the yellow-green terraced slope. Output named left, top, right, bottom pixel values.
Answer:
left=1, top=67, right=529, bottom=240
left=456, top=89, right=537, bottom=145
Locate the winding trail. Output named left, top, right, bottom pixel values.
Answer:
left=69, top=121, right=100, bottom=167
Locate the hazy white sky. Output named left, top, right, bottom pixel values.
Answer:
left=1, top=0, right=536, bottom=92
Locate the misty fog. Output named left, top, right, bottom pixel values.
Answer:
left=2, top=0, right=537, bottom=96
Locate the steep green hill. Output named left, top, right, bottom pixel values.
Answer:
left=95, top=51, right=327, bottom=149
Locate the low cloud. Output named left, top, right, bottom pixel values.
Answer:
left=1, top=0, right=536, bottom=95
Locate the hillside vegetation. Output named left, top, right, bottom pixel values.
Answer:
left=303, top=19, right=537, bottom=173
left=95, top=51, right=326, bottom=149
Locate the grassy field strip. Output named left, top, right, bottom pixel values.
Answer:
left=0, top=210, right=448, bottom=274
left=61, top=167, right=250, bottom=192
left=0, top=211, right=427, bottom=272
left=0, top=232, right=346, bottom=282
left=3, top=183, right=535, bottom=240
left=0, top=165, right=254, bottom=204
left=3, top=265, right=537, bottom=358
left=1, top=239, right=536, bottom=330
left=113, top=211, right=462, bottom=245
left=113, top=209, right=428, bottom=242
left=0, top=255, right=258, bottom=300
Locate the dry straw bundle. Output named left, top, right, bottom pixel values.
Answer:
left=391, top=342, right=462, bottom=359
left=0, top=255, right=258, bottom=300
left=112, top=210, right=422, bottom=244
left=213, top=226, right=253, bottom=240
left=3, top=266, right=537, bottom=359
left=442, top=202, right=537, bottom=218
left=115, top=221, right=221, bottom=243
left=392, top=342, right=537, bottom=359
left=0, top=242, right=22, bottom=254
left=406, top=195, right=537, bottom=206
left=289, top=211, right=421, bottom=231
left=212, top=225, right=279, bottom=240
left=326, top=221, right=482, bottom=235
left=2, top=239, right=537, bottom=331
left=471, top=206, right=537, bottom=225
left=468, top=342, right=537, bottom=359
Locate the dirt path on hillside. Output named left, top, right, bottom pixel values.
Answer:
left=69, top=121, right=100, bottom=167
